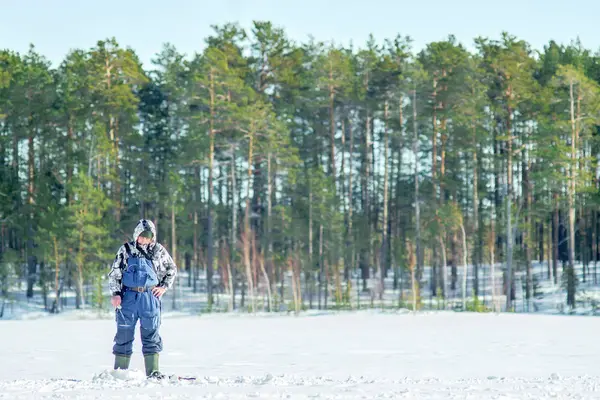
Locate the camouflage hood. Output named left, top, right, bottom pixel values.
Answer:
left=133, top=219, right=157, bottom=244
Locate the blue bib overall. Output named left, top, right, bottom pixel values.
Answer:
left=113, top=243, right=163, bottom=356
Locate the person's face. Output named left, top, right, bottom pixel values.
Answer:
left=137, top=236, right=152, bottom=245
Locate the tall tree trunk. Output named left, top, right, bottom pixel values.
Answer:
left=76, top=229, right=85, bottom=309
left=582, top=207, right=588, bottom=284
left=461, top=222, right=468, bottom=310
left=191, top=167, right=199, bottom=289
left=290, top=257, right=301, bottom=314
left=505, top=100, right=514, bottom=312
left=308, top=180, right=314, bottom=309
left=195, top=167, right=202, bottom=294
left=218, top=163, right=225, bottom=211
left=206, top=69, right=216, bottom=309
left=493, top=114, right=503, bottom=260
left=567, top=79, right=577, bottom=308
left=472, top=139, right=479, bottom=298
left=52, top=235, right=61, bottom=313
left=440, top=123, right=451, bottom=291
left=431, top=76, right=440, bottom=298
left=219, top=243, right=233, bottom=312
left=347, top=119, right=355, bottom=296
left=256, top=234, right=272, bottom=312
left=432, top=76, right=438, bottom=202
left=229, top=150, right=237, bottom=305
left=440, top=136, right=447, bottom=203
left=12, top=126, right=18, bottom=172
left=26, top=128, right=36, bottom=299
left=408, top=239, right=418, bottom=311
left=523, top=131, right=532, bottom=311
left=595, top=147, right=600, bottom=285
left=412, top=89, right=422, bottom=282
left=341, top=119, right=348, bottom=281
left=280, top=206, right=288, bottom=307
left=380, top=100, right=390, bottom=298
left=318, top=224, right=324, bottom=309
left=329, top=67, right=336, bottom=180
left=66, top=119, right=74, bottom=204
left=490, top=217, right=496, bottom=311
left=439, top=235, right=448, bottom=304
left=593, top=210, right=598, bottom=285
left=539, top=221, right=546, bottom=272
left=266, top=151, right=273, bottom=301
left=440, top=68, right=447, bottom=201
left=245, top=130, right=256, bottom=313
left=394, top=100, right=404, bottom=291
left=363, top=106, right=372, bottom=290
left=553, top=192, right=559, bottom=285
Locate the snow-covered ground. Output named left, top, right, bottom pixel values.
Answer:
left=4, top=259, right=600, bottom=320
left=2, top=310, right=600, bottom=399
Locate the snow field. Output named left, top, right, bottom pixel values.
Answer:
left=1, top=311, right=600, bottom=399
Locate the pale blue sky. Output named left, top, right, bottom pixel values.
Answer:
left=2, top=0, right=598, bottom=68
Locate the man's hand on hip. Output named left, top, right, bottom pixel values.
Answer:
left=152, top=287, right=166, bottom=298
left=111, top=295, right=121, bottom=308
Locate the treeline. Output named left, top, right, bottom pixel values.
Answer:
left=1, top=22, right=599, bottom=314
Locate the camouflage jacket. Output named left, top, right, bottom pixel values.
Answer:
left=108, top=219, right=177, bottom=296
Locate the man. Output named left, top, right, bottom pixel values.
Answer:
left=108, top=219, right=177, bottom=379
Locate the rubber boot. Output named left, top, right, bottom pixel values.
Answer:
left=144, top=353, right=164, bottom=379
left=114, top=354, right=131, bottom=370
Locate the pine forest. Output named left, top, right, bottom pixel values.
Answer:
left=2, top=22, right=600, bottom=316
